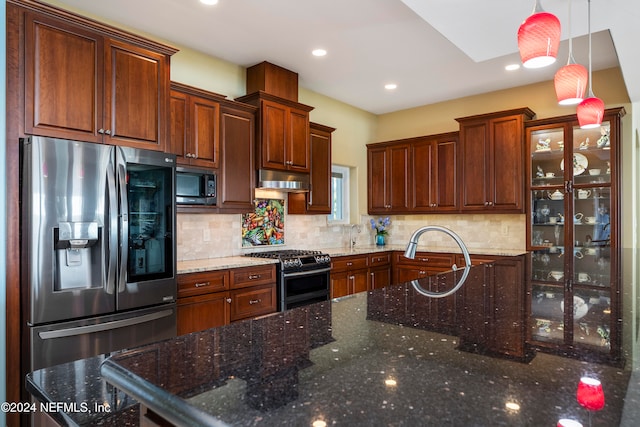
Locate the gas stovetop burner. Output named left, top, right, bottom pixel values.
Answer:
left=245, top=249, right=331, bottom=271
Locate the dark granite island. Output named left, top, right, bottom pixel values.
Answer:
left=27, top=259, right=634, bottom=426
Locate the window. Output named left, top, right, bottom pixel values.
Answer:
left=328, top=164, right=350, bottom=224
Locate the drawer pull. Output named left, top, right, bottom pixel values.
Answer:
left=226, top=298, right=232, bottom=304
left=249, top=299, right=262, bottom=305
left=194, top=282, right=210, bottom=288
left=346, top=262, right=353, bottom=266
left=419, top=258, right=429, bottom=262
left=248, top=274, right=262, bottom=280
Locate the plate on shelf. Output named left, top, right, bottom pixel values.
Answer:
left=560, top=153, right=588, bottom=176
left=560, top=296, right=589, bottom=320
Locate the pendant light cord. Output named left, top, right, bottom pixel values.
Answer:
left=567, top=0, right=574, bottom=64
left=587, top=0, right=594, bottom=96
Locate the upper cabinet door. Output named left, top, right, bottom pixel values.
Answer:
left=24, top=8, right=175, bottom=150
left=411, top=138, right=435, bottom=210
left=169, top=89, right=189, bottom=160
left=189, top=97, right=220, bottom=168
left=306, top=123, right=333, bottom=214
left=459, top=120, right=490, bottom=210
left=457, top=108, right=534, bottom=213
left=219, top=104, right=256, bottom=212
left=25, top=13, right=103, bottom=143
left=169, top=83, right=224, bottom=169
left=490, top=114, right=525, bottom=211
left=287, top=106, right=310, bottom=172
left=104, top=39, right=168, bottom=150
left=367, top=143, right=410, bottom=214
left=367, top=147, right=388, bottom=213
left=261, top=99, right=288, bottom=170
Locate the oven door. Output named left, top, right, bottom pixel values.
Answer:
left=281, top=267, right=331, bottom=311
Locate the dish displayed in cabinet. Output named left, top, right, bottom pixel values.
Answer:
left=560, top=152, right=588, bottom=176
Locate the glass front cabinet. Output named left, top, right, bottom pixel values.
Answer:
left=525, top=107, right=624, bottom=365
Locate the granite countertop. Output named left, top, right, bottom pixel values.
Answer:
left=27, top=260, right=633, bottom=426
left=177, top=256, right=278, bottom=274
left=177, top=246, right=526, bottom=274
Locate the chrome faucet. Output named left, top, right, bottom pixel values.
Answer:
left=349, top=224, right=361, bottom=248
left=404, top=225, right=472, bottom=298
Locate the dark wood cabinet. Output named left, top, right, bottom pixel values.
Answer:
left=177, top=292, right=230, bottom=336
left=177, top=270, right=230, bottom=335
left=236, top=91, right=314, bottom=173
left=170, top=82, right=225, bottom=168
left=392, top=251, right=455, bottom=284
left=367, top=132, right=457, bottom=214
left=288, top=122, right=334, bottom=214
left=369, top=253, right=392, bottom=290
left=24, top=11, right=175, bottom=150
left=330, top=255, right=369, bottom=298
left=218, top=101, right=257, bottom=212
left=456, top=108, right=535, bottom=212
left=229, top=265, right=277, bottom=322
left=177, top=265, right=276, bottom=336
left=367, top=143, right=411, bottom=213
left=411, top=132, right=459, bottom=212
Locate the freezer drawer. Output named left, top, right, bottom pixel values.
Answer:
left=30, top=304, right=176, bottom=371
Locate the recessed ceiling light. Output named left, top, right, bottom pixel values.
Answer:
left=312, top=49, right=327, bottom=57
left=200, top=0, right=219, bottom=5
left=505, top=63, right=521, bottom=71
left=384, top=83, right=398, bottom=90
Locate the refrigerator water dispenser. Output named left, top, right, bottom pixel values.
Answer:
left=54, top=221, right=101, bottom=290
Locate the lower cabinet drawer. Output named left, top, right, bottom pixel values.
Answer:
left=231, top=265, right=276, bottom=289
left=230, top=284, right=276, bottom=322
left=178, top=270, right=229, bottom=298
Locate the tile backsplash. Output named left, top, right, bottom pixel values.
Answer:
left=177, top=212, right=526, bottom=261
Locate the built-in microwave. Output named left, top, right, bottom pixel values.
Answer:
left=175, top=167, right=217, bottom=205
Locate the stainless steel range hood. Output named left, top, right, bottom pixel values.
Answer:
left=256, top=169, right=309, bottom=192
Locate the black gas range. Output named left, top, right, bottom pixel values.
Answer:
left=245, top=249, right=331, bottom=311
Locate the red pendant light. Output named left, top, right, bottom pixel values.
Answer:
left=517, top=0, right=561, bottom=68
left=577, top=0, right=604, bottom=129
left=554, top=0, right=588, bottom=105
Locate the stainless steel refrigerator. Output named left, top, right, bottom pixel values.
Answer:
left=22, top=136, right=178, bottom=371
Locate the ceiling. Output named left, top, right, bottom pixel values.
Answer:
left=47, top=0, right=639, bottom=115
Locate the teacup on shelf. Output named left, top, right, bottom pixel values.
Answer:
left=589, top=169, right=601, bottom=176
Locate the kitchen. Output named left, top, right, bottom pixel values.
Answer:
left=2, top=0, right=640, bottom=426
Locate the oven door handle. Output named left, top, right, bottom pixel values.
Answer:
left=283, top=267, right=331, bottom=278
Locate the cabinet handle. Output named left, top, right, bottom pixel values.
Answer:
left=98, top=128, right=105, bottom=134
left=194, top=282, right=210, bottom=288
left=248, top=274, right=262, bottom=280
left=419, top=258, right=429, bottom=262
left=249, top=299, right=262, bottom=305
left=226, top=298, right=232, bottom=304
left=346, top=262, right=353, bottom=266
left=419, top=270, right=426, bottom=275
left=105, top=129, right=112, bottom=135
left=565, top=180, right=573, bottom=193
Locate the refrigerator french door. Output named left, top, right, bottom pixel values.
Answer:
left=23, top=136, right=177, bottom=371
